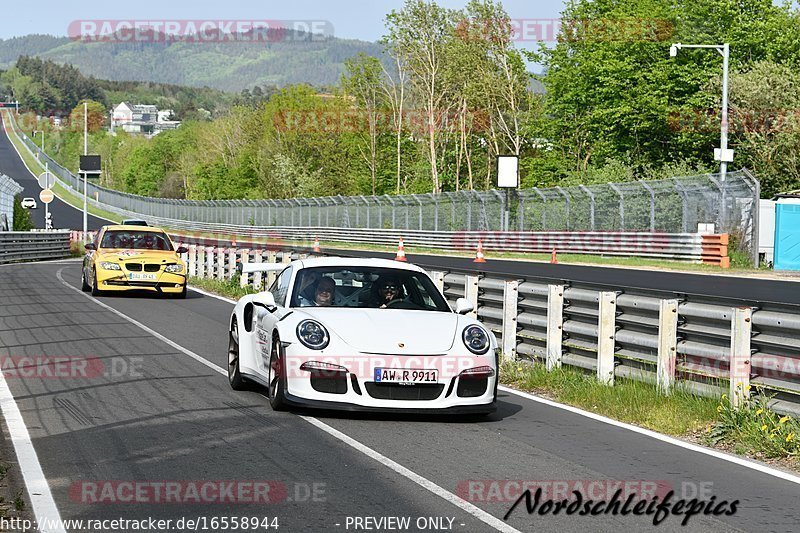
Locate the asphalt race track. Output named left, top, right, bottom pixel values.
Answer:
left=0, top=113, right=108, bottom=231
left=0, top=259, right=798, bottom=532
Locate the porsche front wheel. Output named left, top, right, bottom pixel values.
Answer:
left=228, top=319, right=248, bottom=391
left=268, top=338, right=287, bottom=411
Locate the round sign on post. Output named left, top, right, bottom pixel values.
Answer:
left=39, top=188, right=54, bottom=204
left=37, top=171, right=55, bottom=189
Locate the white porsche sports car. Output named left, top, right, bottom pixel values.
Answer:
left=227, top=257, right=498, bottom=414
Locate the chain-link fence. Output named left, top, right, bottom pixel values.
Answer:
left=10, top=113, right=760, bottom=261
left=0, top=174, right=24, bottom=231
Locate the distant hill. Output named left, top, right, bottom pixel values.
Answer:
left=0, top=31, right=386, bottom=92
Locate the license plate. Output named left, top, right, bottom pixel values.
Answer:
left=129, top=273, right=157, bottom=280
left=374, top=367, right=438, bottom=384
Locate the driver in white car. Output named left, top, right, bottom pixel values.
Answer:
left=371, top=277, right=405, bottom=308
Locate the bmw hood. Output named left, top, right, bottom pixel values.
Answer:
left=97, top=249, right=179, bottom=263
left=303, top=309, right=459, bottom=355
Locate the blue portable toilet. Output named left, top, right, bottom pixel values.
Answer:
left=773, top=199, right=800, bottom=271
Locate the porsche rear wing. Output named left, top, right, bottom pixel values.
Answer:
left=240, top=262, right=288, bottom=275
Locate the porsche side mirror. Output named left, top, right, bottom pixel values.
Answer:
left=176, top=245, right=188, bottom=254
left=454, top=298, right=473, bottom=315
left=252, top=291, right=277, bottom=312
left=84, top=242, right=96, bottom=251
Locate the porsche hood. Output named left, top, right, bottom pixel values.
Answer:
left=300, top=309, right=460, bottom=355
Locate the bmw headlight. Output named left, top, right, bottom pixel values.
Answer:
left=297, top=320, right=330, bottom=350
left=100, top=262, right=121, bottom=271
left=165, top=264, right=183, bottom=273
left=463, top=325, right=490, bottom=355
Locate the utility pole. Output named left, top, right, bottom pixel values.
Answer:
left=83, top=101, right=88, bottom=239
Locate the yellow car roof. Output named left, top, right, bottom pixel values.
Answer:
left=103, top=225, right=168, bottom=232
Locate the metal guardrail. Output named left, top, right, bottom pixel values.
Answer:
left=148, top=237, right=800, bottom=416
left=75, top=207, right=731, bottom=264
left=0, top=231, right=72, bottom=264
left=5, top=110, right=760, bottom=264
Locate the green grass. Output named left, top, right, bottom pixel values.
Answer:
left=709, top=386, right=799, bottom=464
left=501, top=360, right=719, bottom=435
left=501, top=360, right=800, bottom=469
left=189, top=275, right=257, bottom=300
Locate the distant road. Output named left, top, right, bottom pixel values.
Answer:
left=0, top=113, right=108, bottom=231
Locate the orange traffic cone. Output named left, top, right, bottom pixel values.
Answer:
left=312, top=236, right=321, bottom=253
left=550, top=247, right=558, bottom=264
left=395, top=237, right=407, bottom=262
left=473, top=239, right=487, bottom=263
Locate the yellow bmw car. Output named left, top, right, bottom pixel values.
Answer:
left=81, top=225, right=188, bottom=298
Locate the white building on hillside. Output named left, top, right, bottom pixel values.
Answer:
left=111, top=103, right=180, bottom=136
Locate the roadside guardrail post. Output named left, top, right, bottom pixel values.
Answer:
left=431, top=271, right=445, bottom=297
left=266, top=251, right=278, bottom=287
left=547, top=284, right=565, bottom=370
left=253, top=250, right=265, bottom=290
left=188, top=245, right=197, bottom=277
left=730, top=307, right=753, bottom=409
left=206, top=247, right=215, bottom=280
left=501, top=280, right=519, bottom=362
left=197, top=246, right=206, bottom=278
left=239, top=249, right=250, bottom=288
left=216, top=247, right=225, bottom=281
left=597, top=291, right=617, bottom=385
left=465, top=275, right=479, bottom=319
left=282, top=250, right=292, bottom=266
left=657, top=299, right=679, bottom=394
left=227, top=248, right=236, bottom=280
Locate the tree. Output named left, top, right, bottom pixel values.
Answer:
left=541, top=0, right=800, bottom=180
left=343, top=54, right=384, bottom=195
left=382, top=56, right=408, bottom=194
left=385, top=0, right=457, bottom=193
left=13, top=195, right=33, bottom=231
left=724, top=61, right=800, bottom=196
left=69, top=100, right=106, bottom=133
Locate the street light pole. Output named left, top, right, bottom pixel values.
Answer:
left=83, top=101, right=88, bottom=240
left=670, top=42, right=732, bottom=228
left=719, top=43, right=729, bottom=185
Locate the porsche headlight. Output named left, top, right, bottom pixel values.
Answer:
left=463, top=325, right=490, bottom=355
left=165, top=263, right=184, bottom=273
left=297, top=320, right=330, bottom=350
left=100, top=262, right=121, bottom=271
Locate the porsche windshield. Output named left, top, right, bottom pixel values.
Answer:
left=100, top=230, right=173, bottom=251
left=289, top=267, right=451, bottom=312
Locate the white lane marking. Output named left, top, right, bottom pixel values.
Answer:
left=1, top=111, right=116, bottom=223
left=499, top=385, right=800, bottom=486
left=0, top=377, right=67, bottom=533
left=0, top=258, right=82, bottom=268
left=56, top=268, right=520, bottom=533
left=300, top=415, right=520, bottom=533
